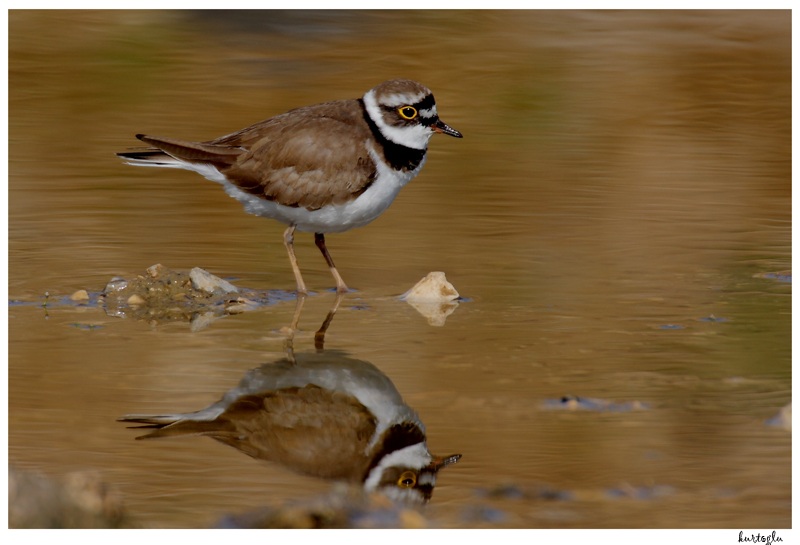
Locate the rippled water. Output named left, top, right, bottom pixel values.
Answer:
left=8, top=10, right=791, bottom=530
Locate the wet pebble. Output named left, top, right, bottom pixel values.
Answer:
left=401, top=272, right=461, bottom=326
left=69, top=289, right=90, bottom=303
left=103, top=277, right=128, bottom=294
left=401, top=271, right=459, bottom=302
left=189, top=267, right=239, bottom=294
left=126, top=294, right=145, bottom=306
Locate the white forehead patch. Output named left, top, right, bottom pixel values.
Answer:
left=380, top=91, right=428, bottom=108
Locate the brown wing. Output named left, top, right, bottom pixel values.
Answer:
left=208, top=385, right=378, bottom=481
left=213, top=100, right=378, bottom=210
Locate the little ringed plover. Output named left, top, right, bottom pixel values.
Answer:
left=117, top=79, right=462, bottom=294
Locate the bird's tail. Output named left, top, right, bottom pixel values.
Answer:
left=116, top=134, right=242, bottom=168
left=117, top=413, right=232, bottom=440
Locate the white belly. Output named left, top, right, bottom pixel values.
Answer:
left=195, top=149, right=425, bottom=233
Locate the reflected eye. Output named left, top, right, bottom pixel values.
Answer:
left=397, top=106, right=418, bottom=120
left=397, top=471, right=417, bottom=488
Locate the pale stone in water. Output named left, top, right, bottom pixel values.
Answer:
left=103, top=277, right=128, bottom=294
left=146, top=263, right=166, bottom=278
left=70, top=289, right=90, bottom=302
left=189, top=267, right=239, bottom=294
left=401, top=272, right=459, bottom=302
left=401, top=272, right=460, bottom=326
left=126, top=294, right=146, bottom=306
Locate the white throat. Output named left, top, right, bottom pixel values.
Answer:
left=363, top=89, right=433, bottom=150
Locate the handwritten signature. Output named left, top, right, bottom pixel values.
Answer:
left=739, top=531, right=783, bottom=544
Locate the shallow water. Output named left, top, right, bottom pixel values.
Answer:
left=8, top=10, right=791, bottom=529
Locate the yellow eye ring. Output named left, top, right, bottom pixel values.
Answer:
left=397, top=471, right=417, bottom=488
left=397, top=106, right=418, bottom=120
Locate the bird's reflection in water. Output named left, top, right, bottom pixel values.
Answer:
left=119, top=295, right=460, bottom=505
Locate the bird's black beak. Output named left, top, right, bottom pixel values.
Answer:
left=431, top=453, right=462, bottom=471
left=433, top=119, right=463, bottom=138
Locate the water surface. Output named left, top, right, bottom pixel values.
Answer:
left=8, top=10, right=791, bottom=529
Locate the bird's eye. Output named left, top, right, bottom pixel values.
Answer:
left=397, top=106, right=418, bottom=120
left=397, top=471, right=417, bottom=488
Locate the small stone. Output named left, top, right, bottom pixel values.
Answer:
left=70, top=289, right=90, bottom=303
left=401, top=272, right=460, bottom=326
left=401, top=272, right=459, bottom=303
left=189, top=267, right=239, bottom=294
left=102, top=277, right=128, bottom=294
left=126, top=294, right=146, bottom=306
left=146, top=263, right=166, bottom=278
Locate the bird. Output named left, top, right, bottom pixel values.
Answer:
left=118, top=351, right=461, bottom=504
left=117, top=79, right=462, bottom=294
